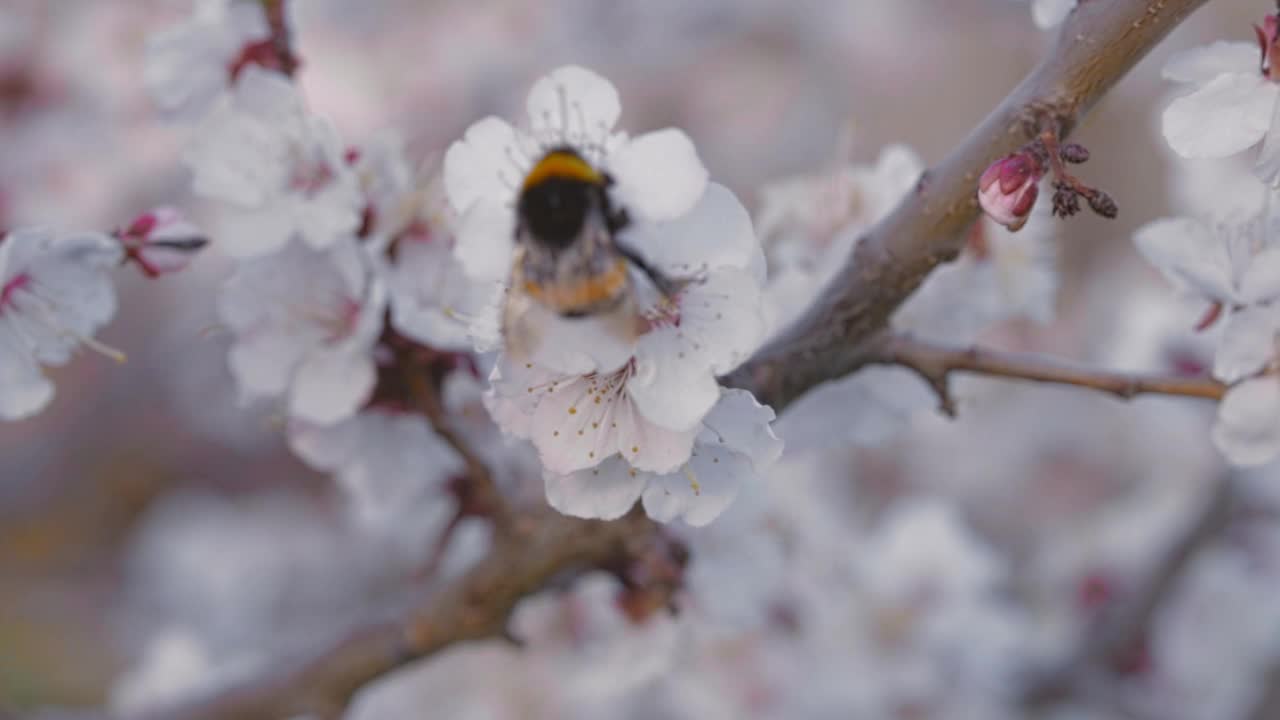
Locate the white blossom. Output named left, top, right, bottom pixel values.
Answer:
left=217, top=237, right=385, bottom=424
left=355, top=134, right=491, bottom=351
left=144, top=0, right=271, bottom=119
left=0, top=227, right=122, bottom=421
left=539, top=389, right=783, bottom=526
left=1160, top=28, right=1280, bottom=184
left=289, top=409, right=463, bottom=533
left=1133, top=216, right=1280, bottom=384
left=185, top=66, right=362, bottom=257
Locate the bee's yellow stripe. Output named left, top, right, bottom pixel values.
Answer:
left=524, top=259, right=628, bottom=313
left=522, top=150, right=603, bottom=191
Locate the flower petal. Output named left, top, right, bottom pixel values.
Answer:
left=1240, top=247, right=1280, bottom=303
left=443, top=116, right=522, bottom=215
left=1213, top=377, right=1280, bottom=466
left=1257, top=92, right=1280, bottom=186
left=1215, top=306, right=1280, bottom=383
left=1162, top=74, right=1275, bottom=160
left=641, top=442, right=751, bottom=526
left=614, top=385, right=700, bottom=473
left=529, top=373, right=624, bottom=474
left=526, top=66, right=622, bottom=147
left=1162, top=42, right=1258, bottom=84
left=453, top=200, right=516, bottom=283
left=629, top=326, right=721, bottom=432
left=607, top=129, right=708, bottom=223
left=1031, top=0, right=1075, bottom=28
left=1133, top=217, right=1235, bottom=301
left=288, top=347, right=376, bottom=424
left=620, top=183, right=758, bottom=276
left=0, top=327, right=54, bottom=421
left=674, top=267, right=766, bottom=374
left=544, top=456, right=647, bottom=521
left=699, top=388, right=783, bottom=470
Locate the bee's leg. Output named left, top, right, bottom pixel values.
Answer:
left=615, top=242, right=688, bottom=299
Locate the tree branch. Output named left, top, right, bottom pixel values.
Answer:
left=107, top=1, right=1215, bottom=717
left=724, top=0, right=1213, bottom=411
left=130, top=510, right=660, bottom=720
left=1023, top=475, right=1237, bottom=709
left=869, top=333, right=1226, bottom=416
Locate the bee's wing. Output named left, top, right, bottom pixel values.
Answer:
left=503, top=285, right=639, bottom=372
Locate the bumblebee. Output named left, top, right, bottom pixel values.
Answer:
left=504, top=145, right=677, bottom=359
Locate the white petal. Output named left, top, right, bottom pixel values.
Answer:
left=544, top=456, right=646, bottom=521
left=288, top=348, right=376, bottom=424
left=504, top=292, right=636, bottom=375
left=0, top=328, right=54, bottom=421
left=607, top=129, right=708, bottom=223
left=1163, top=42, right=1259, bottom=84
left=1213, top=377, right=1280, bottom=466
left=1031, top=0, right=1074, bottom=28
left=640, top=442, right=751, bottom=527
left=453, top=201, right=516, bottom=283
left=699, top=388, right=783, bottom=470
left=629, top=327, right=721, bottom=432
left=1240, top=247, right=1280, bottom=303
left=386, top=241, right=482, bottom=351
left=614, top=389, right=699, bottom=473
left=484, top=355, right=558, bottom=440
left=227, top=331, right=307, bottom=398
left=232, top=66, right=303, bottom=123
left=1132, top=217, right=1235, bottom=301
left=620, top=183, right=758, bottom=276
left=1257, top=93, right=1280, bottom=186
left=529, top=373, right=624, bottom=474
left=526, top=66, right=622, bottom=145
left=443, top=116, right=522, bottom=215
left=293, top=181, right=362, bottom=250
left=215, top=204, right=295, bottom=258
left=1162, top=74, right=1275, bottom=159
left=674, top=267, right=766, bottom=374
left=1214, top=306, right=1280, bottom=383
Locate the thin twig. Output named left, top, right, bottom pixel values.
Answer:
left=399, top=357, right=513, bottom=534
left=869, top=333, right=1226, bottom=416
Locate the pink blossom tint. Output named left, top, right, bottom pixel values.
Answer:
left=977, top=152, right=1043, bottom=231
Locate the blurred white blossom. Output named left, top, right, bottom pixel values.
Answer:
left=144, top=0, right=271, bottom=119
left=185, top=66, right=362, bottom=257
left=0, top=227, right=122, bottom=421
left=218, top=237, right=385, bottom=424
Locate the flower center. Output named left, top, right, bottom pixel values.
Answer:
left=0, top=272, right=29, bottom=313
left=289, top=152, right=336, bottom=197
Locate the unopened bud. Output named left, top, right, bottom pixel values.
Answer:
left=1255, top=14, right=1280, bottom=80
left=1059, top=143, right=1090, bottom=164
left=118, top=207, right=209, bottom=278
left=977, top=152, right=1043, bottom=231
left=1087, top=190, right=1118, bottom=219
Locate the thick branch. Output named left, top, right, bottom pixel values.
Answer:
left=725, top=0, right=1212, bottom=411
left=130, top=510, right=659, bottom=720
left=870, top=334, right=1226, bottom=416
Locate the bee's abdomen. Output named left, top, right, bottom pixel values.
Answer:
left=523, top=258, right=630, bottom=316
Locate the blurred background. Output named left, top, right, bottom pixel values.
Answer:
left=1, top=0, right=1275, bottom=716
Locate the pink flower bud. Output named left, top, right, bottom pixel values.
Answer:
left=118, top=207, right=208, bottom=278
left=977, top=152, right=1043, bottom=231
left=1255, top=14, right=1280, bottom=80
